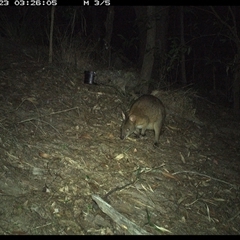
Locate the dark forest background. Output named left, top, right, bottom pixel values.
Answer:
left=1, top=6, right=239, bottom=112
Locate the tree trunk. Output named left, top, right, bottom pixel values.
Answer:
left=153, top=6, right=170, bottom=89
left=233, top=51, right=240, bottom=113
left=48, top=6, right=55, bottom=64
left=139, top=6, right=156, bottom=94
left=134, top=6, right=147, bottom=68
left=104, top=6, right=114, bottom=68
left=180, top=6, right=187, bottom=85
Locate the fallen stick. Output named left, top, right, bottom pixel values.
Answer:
left=92, top=194, right=151, bottom=235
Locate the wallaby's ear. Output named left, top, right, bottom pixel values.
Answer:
left=129, top=115, right=136, bottom=122
left=121, top=111, right=126, bottom=120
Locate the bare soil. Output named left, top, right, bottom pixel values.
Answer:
left=0, top=46, right=239, bottom=235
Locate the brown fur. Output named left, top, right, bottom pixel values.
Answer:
left=121, top=95, right=166, bottom=147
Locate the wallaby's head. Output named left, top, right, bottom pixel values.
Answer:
left=120, top=112, right=136, bottom=140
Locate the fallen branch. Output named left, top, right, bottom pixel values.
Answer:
left=92, top=194, right=152, bottom=235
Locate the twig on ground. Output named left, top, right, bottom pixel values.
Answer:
left=173, top=170, right=239, bottom=189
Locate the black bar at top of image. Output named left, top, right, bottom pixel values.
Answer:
left=49, top=0, right=168, bottom=7
left=8, top=1, right=211, bottom=7
left=8, top=0, right=174, bottom=7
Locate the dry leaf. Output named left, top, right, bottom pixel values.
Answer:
left=162, top=172, right=179, bottom=181
left=22, top=97, right=38, bottom=104
left=79, top=133, right=92, bottom=139
left=39, top=152, right=50, bottom=159
left=108, top=133, right=115, bottom=139
left=115, top=153, right=124, bottom=160
left=167, top=125, right=181, bottom=131
left=179, top=152, right=185, bottom=163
